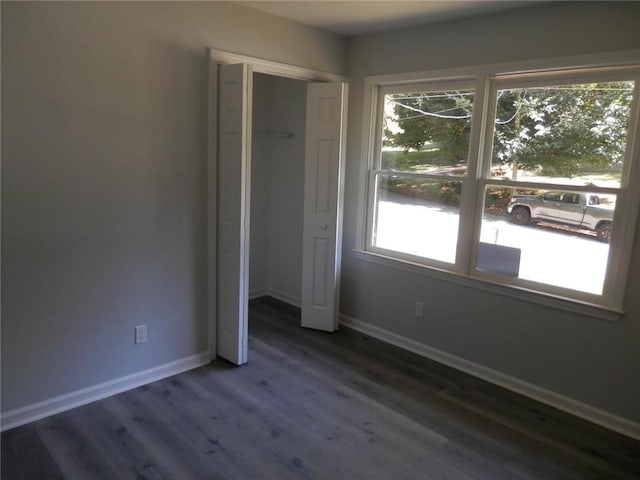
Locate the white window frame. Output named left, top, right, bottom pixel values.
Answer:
left=357, top=53, right=640, bottom=320
left=366, top=79, right=479, bottom=272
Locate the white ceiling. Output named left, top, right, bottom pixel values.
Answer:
left=237, top=1, right=538, bottom=36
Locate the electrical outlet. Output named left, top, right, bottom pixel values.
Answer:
left=415, top=301, right=424, bottom=318
left=135, top=325, right=147, bottom=344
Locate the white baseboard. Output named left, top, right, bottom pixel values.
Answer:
left=250, top=288, right=300, bottom=308
left=1, top=351, right=211, bottom=432
left=266, top=288, right=301, bottom=308
left=340, top=314, right=640, bottom=441
left=249, top=288, right=269, bottom=300
left=261, top=288, right=301, bottom=308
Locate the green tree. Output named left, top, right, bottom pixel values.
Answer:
left=384, top=91, right=473, bottom=164
left=385, top=82, right=634, bottom=178
left=493, top=82, right=633, bottom=177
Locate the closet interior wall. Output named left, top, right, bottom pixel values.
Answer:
left=250, top=73, right=307, bottom=306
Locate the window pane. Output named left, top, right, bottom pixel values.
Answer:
left=381, top=90, right=474, bottom=176
left=476, top=186, right=615, bottom=295
left=372, top=174, right=461, bottom=264
left=491, top=81, right=634, bottom=188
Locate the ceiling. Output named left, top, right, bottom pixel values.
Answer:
left=237, top=1, right=538, bottom=36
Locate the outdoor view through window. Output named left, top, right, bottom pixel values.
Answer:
left=371, top=79, right=635, bottom=297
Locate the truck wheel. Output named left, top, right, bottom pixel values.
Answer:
left=596, top=222, right=612, bottom=243
left=510, top=206, right=531, bottom=225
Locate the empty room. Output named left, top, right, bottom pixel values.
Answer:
left=2, top=1, right=640, bottom=479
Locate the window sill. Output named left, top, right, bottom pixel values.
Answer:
left=352, top=249, right=624, bottom=322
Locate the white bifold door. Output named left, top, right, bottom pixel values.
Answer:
left=216, top=62, right=347, bottom=364
left=217, top=63, right=252, bottom=365
left=301, top=82, right=348, bottom=332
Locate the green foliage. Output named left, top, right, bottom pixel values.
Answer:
left=484, top=188, right=513, bottom=214
left=384, top=90, right=473, bottom=164
left=381, top=149, right=456, bottom=171
left=380, top=177, right=540, bottom=215
left=493, top=82, right=632, bottom=176
left=384, top=82, right=634, bottom=178
left=380, top=176, right=462, bottom=206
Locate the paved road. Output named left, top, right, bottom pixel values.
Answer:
left=375, top=194, right=609, bottom=295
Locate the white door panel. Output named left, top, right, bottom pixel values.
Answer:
left=217, top=63, right=251, bottom=364
left=301, top=83, right=348, bottom=332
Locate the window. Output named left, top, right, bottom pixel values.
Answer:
left=370, top=83, right=474, bottom=265
left=364, top=63, right=640, bottom=313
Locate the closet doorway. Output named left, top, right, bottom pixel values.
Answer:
left=208, top=50, right=348, bottom=365
left=249, top=73, right=306, bottom=308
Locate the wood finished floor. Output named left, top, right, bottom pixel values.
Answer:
left=2, top=297, right=639, bottom=479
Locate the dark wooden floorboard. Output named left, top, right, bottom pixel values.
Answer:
left=249, top=297, right=640, bottom=479
left=0, top=425, right=65, bottom=480
left=2, top=296, right=639, bottom=479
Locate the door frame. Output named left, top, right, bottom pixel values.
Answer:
left=207, top=48, right=347, bottom=360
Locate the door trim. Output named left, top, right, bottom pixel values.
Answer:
left=209, top=48, right=346, bottom=82
left=207, top=48, right=347, bottom=360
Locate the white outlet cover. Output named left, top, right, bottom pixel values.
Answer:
left=135, top=325, right=147, bottom=344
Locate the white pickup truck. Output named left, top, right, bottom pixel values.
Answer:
left=507, top=191, right=614, bottom=242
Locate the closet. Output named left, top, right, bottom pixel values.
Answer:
left=249, top=73, right=307, bottom=306
left=213, top=53, right=347, bottom=364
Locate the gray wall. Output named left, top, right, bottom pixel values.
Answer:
left=250, top=73, right=307, bottom=304
left=1, top=1, right=346, bottom=413
left=342, top=1, right=640, bottom=422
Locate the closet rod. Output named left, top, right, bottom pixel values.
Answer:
left=254, top=129, right=294, bottom=139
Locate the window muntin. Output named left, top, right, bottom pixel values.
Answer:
left=365, top=66, right=639, bottom=310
